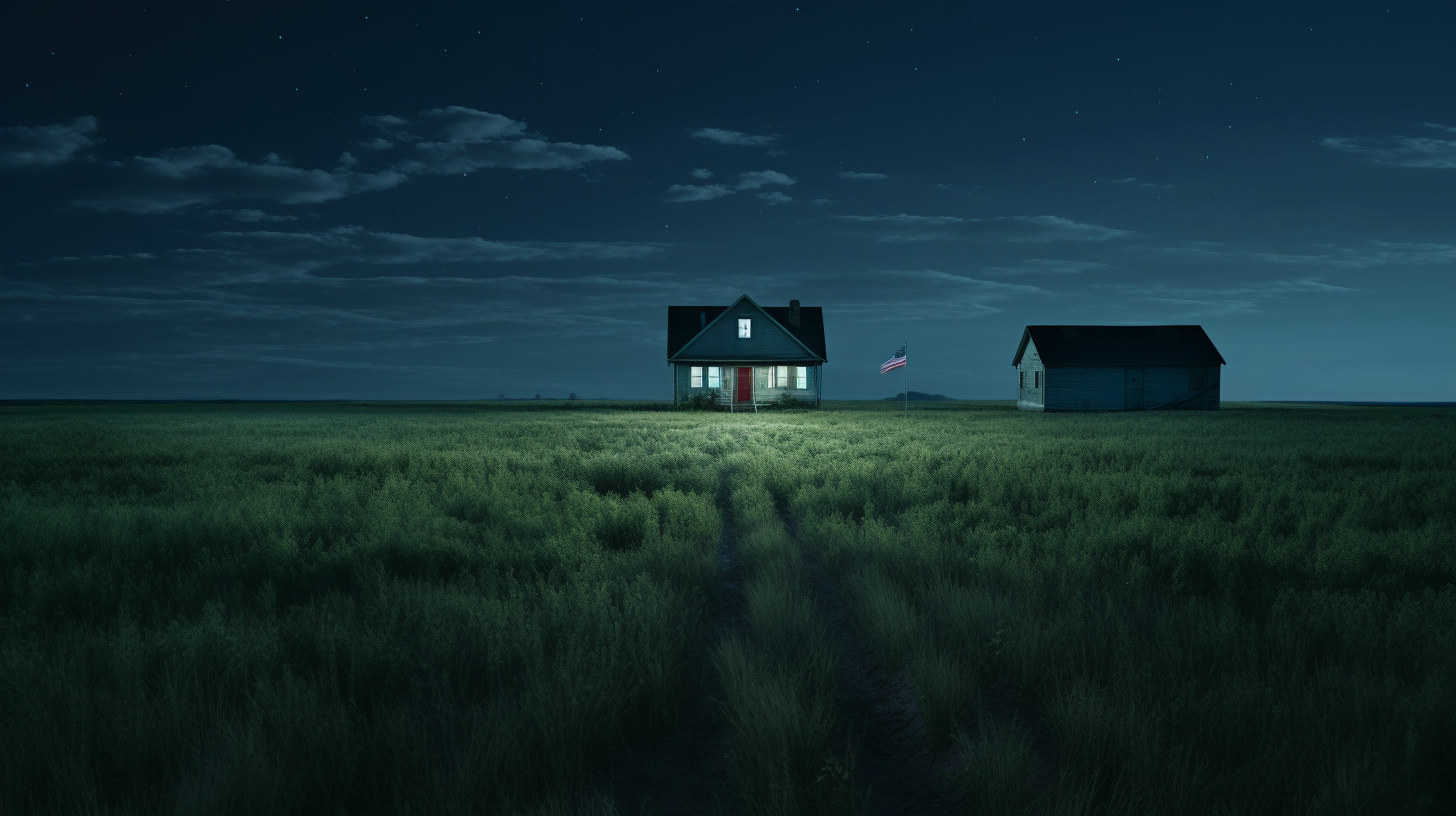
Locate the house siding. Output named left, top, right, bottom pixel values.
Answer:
left=672, top=300, right=818, bottom=362
left=673, top=363, right=819, bottom=405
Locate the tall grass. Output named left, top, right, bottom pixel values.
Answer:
left=0, top=404, right=721, bottom=814
left=3, top=401, right=1452, bottom=814
left=785, top=404, right=1456, bottom=814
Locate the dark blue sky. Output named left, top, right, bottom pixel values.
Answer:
left=3, top=1, right=1453, bottom=400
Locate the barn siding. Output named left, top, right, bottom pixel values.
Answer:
left=1038, top=365, right=1222, bottom=411
left=1043, top=367, right=1125, bottom=411
left=672, top=300, right=818, bottom=361
left=1016, top=339, right=1045, bottom=411
left=673, top=363, right=818, bottom=405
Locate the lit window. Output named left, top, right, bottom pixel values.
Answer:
left=708, top=366, right=721, bottom=388
left=690, top=366, right=703, bottom=388
left=738, top=318, right=751, bottom=338
left=796, top=367, right=807, bottom=389
left=775, top=366, right=788, bottom=387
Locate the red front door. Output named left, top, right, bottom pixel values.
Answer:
left=736, top=367, right=753, bottom=403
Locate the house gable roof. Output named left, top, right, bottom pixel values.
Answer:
left=1013, top=325, right=1226, bottom=367
left=667, top=295, right=827, bottom=362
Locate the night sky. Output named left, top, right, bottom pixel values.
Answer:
left=4, top=2, right=1454, bottom=401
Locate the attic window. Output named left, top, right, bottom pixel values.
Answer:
left=738, top=318, right=751, bottom=338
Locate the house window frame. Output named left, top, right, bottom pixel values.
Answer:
left=690, top=366, right=703, bottom=388
left=738, top=318, right=751, bottom=338
left=774, top=365, right=788, bottom=387
left=1019, top=370, right=1026, bottom=388
left=795, top=367, right=807, bottom=390
left=708, top=366, right=721, bottom=388
left=1034, top=370, right=1042, bottom=389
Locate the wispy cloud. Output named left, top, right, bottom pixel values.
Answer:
left=689, top=168, right=714, bottom=179
left=735, top=170, right=795, bottom=190
left=0, top=116, right=99, bottom=169
left=205, top=226, right=667, bottom=269
left=34, top=108, right=625, bottom=214
left=375, top=107, right=629, bottom=174
left=1104, top=278, right=1355, bottom=317
left=820, top=269, right=1049, bottom=321
left=981, top=259, right=1113, bottom=276
left=665, top=183, right=734, bottom=202
left=75, top=146, right=406, bottom=213
left=665, top=170, right=794, bottom=202
left=207, top=209, right=300, bottom=223
left=833, top=214, right=1134, bottom=243
left=689, top=127, right=778, bottom=147
left=839, top=171, right=887, bottom=180
left=1130, top=241, right=1456, bottom=268
left=1319, top=134, right=1456, bottom=169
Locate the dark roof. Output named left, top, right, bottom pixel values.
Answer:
left=667, top=301, right=827, bottom=361
left=1013, top=325, right=1226, bottom=367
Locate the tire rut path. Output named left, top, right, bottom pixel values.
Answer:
left=597, top=483, right=746, bottom=815
left=780, top=510, right=965, bottom=816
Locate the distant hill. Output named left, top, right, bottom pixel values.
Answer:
left=884, top=391, right=954, bottom=402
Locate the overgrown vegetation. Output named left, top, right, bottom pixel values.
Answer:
left=1, top=401, right=1451, bottom=814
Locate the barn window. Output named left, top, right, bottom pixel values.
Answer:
left=1034, top=371, right=1042, bottom=388
left=708, top=366, right=721, bottom=388
left=796, top=367, right=808, bottom=389
left=690, top=367, right=703, bottom=388
left=738, top=318, right=751, bottom=338
left=1189, top=367, right=1207, bottom=390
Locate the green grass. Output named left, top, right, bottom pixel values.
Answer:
left=1, top=401, right=1452, bottom=814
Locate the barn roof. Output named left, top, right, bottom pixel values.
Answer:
left=667, top=296, right=828, bottom=361
left=1013, top=325, right=1226, bottom=367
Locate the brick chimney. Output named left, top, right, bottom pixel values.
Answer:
left=788, top=299, right=801, bottom=327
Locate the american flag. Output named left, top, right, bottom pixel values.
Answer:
left=880, top=345, right=907, bottom=374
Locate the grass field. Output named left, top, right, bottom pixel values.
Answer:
left=1, top=401, right=1452, bottom=814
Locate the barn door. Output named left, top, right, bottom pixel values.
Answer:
left=1125, top=368, right=1145, bottom=410
left=736, top=367, right=753, bottom=403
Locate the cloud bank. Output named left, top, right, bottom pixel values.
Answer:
left=7, top=108, right=626, bottom=213
left=0, top=116, right=99, bottom=169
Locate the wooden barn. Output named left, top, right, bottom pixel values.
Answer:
left=667, top=295, right=827, bottom=410
left=1013, top=325, right=1226, bottom=412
